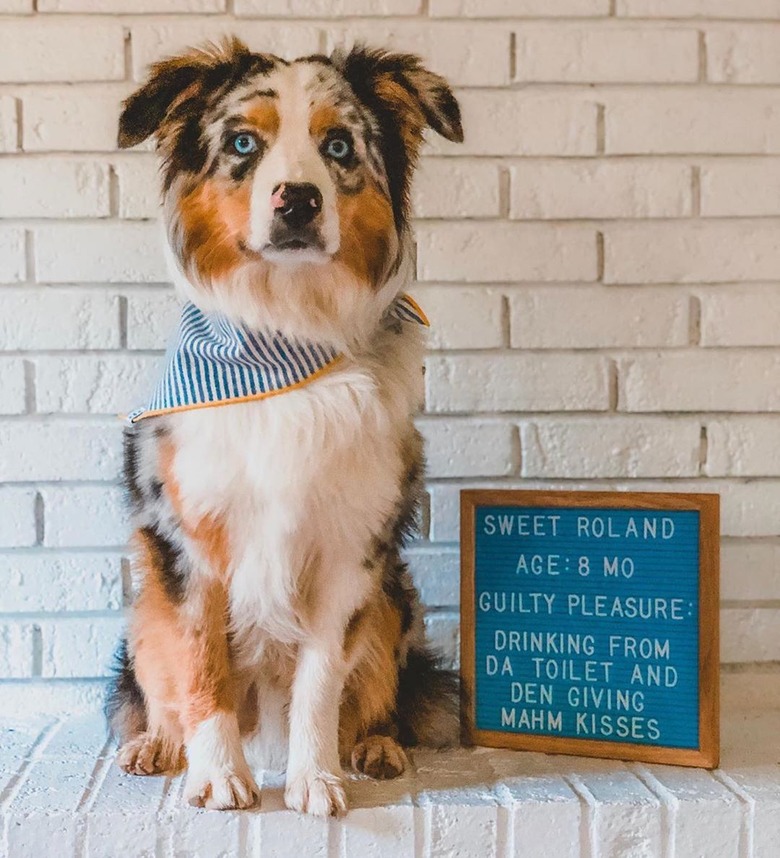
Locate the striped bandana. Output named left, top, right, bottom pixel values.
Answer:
left=126, top=294, right=428, bottom=424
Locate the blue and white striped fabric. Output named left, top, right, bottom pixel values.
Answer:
left=127, top=294, right=428, bottom=423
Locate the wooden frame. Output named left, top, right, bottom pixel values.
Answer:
left=460, top=489, right=720, bottom=769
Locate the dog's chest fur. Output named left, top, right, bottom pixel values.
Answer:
left=163, top=320, right=425, bottom=658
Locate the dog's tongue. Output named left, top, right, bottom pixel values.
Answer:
left=271, top=183, right=286, bottom=210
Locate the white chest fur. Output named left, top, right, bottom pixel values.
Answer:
left=165, top=322, right=426, bottom=651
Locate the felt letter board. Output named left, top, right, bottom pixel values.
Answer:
left=460, top=490, right=719, bottom=768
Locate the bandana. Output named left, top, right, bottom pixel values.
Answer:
left=126, top=294, right=428, bottom=424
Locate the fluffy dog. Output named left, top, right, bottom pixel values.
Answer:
left=106, top=37, right=464, bottom=816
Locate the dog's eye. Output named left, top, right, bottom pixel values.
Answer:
left=232, top=133, right=259, bottom=156
left=325, top=136, right=352, bottom=161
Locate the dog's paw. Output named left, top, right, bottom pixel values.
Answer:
left=351, top=735, right=407, bottom=780
left=285, top=770, right=347, bottom=817
left=184, top=767, right=260, bottom=811
left=116, top=733, right=183, bottom=776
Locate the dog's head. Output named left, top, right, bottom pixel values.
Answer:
left=119, top=38, right=462, bottom=341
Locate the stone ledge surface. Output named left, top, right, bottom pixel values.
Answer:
left=1, top=708, right=779, bottom=857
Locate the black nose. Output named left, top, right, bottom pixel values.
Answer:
left=272, top=183, right=322, bottom=229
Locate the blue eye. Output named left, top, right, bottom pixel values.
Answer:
left=325, top=137, right=352, bottom=161
left=233, top=133, right=258, bottom=155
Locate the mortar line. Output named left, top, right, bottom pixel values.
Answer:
left=630, top=765, right=676, bottom=858
left=712, top=770, right=754, bottom=858
left=561, top=774, right=595, bottom=858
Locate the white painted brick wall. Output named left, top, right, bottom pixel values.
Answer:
left=0, top=1, right=779, bottom=717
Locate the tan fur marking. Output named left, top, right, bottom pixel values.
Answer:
left=334, top=180, right=395, bottom=288
left=245, top=100, right=280, bottom=137
left=309, top=104, right=340, bottom=139
left=178, top=177, right=251, bottom=284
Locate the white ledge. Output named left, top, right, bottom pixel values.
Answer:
left=1, top=708, right=779, bottom=857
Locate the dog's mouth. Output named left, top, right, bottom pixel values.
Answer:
left=240, top=236, right=329, bottom=264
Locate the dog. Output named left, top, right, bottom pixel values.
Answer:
left=105, top=37, right=463, bottom=817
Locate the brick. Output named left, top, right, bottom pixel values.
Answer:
left=699, top=285, right=780, bottom=346
left=707, top=28, right=780, bottom=83
left=606, top=91, right=780, bottom=155
left=237, top=0, right=420, bottom=13
left=0, top=228, right=25, bottom=283
left=511, top=160, right=691, bottom=220
left=570, top=770, right=663, bottom=857
left=428, top=91, right=598, bottom=157
left=723, top=608, right=780, bottom=662
left=126, top=290, right=180, bottom=350
left=0, top=681, right=104, bottom=718
left=131, top=23, right=320, bottom=80
left=725, top=768, right=780, bottom=856
left=39, top=616, right=124, bottom=678
left=0, top=360, right=26, bottom=414
left=0, top=622, right=35, bottom=678
left=423, top=611, right=459, bottom=668
left=0, top=0, right=33, bottom=10
left=22, top=85, right=129, bottom=152
left=516, top=26, right=698, bottom=83
left=40, top=0, right=224, bottom=10
left=0, top=420, right=121, bottom=481
left=605, top=221, right=780, bottom=284
left=707, top=417, right=780, bottom=477
left=498, top=772, right=580, bottom=858
left=40, top=485, right=127, bottom=548
left=0, top=488, right=37, bottom=548
left=35, top=223, right=168, bottom=283
left=35, top=355, right=161, bottom=416
left=721, top=540, right=780, bottom=600
left=87, top=762, right=169, bottom=858
left=0, top=96, right=18, bottom=152
left=426, top=354, right=610, bottom=413
left=700, top=160, right=780, bottom=217
left=0, top=21, right=124, bottom=83
left=406, top=545, right=459, bottom=607
left=1, top=552, right=123, bottom=613
left=521, top=418, right=701, bottom=478
left=648, top=769, right=740, bottom=858
left=417, top=223, right=597, bottom=283
left=326, top=23, right=510, bottom=87
left=115, top=155, right=159, bottom=219
left=0, top=159, right=109, bottom=219
left=5, top=754, right=103, bottom=855
left=418, top=418, right=515, bottom=478
left=35, top=355, right=160, bottom=415
left=431, top=0, right=610, bottom=15
left=617, top=0, right=780, bottom=17
left=509, top=286, right=689, bottom=348
left=412, top=286, right=504, bottom=350
left=0, top=290, right=120, bottom=350
left=423, top=791, right=498, bottom=858
left=413, top=159, right=501, bottom=219
left=619, top=351, right=780, bottom=412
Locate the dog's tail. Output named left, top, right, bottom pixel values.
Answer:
left=104, top=637, right=147, bottom=741
left=395, top=646, right=461, bottom=748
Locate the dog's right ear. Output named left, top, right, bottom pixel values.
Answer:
left=118, top=37, right=250, bottom=149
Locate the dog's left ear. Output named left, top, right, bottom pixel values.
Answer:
left=336, top=47, right=463, bottom=145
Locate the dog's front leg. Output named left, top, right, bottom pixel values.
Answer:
left=179, top=579, right=259, bottom=810
left=284, top=630, right=350, bottom=817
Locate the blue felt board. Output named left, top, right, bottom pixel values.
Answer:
left=474, top=506, right=700, bottom=748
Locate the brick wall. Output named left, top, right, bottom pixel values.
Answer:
left=1, top=1, right=780, bottom=715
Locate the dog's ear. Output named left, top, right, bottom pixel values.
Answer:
left=118, top=36, right=250, bottom=149
left=336, top=46, right=463, bottom=145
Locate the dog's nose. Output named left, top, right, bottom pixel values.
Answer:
left=271, top=183, right=322, bottom=229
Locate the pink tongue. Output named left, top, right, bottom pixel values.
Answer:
left=271, top=183, right=286, bottom=210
